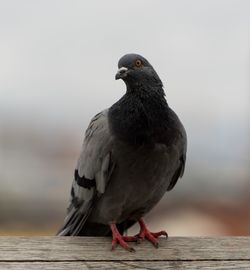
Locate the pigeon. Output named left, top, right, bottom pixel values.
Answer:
left=57, top=53, right=187, bottom=252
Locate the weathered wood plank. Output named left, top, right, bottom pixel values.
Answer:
left=0, top=237, right=249, bottom=261
left=0, top=261, right=249, bottom=270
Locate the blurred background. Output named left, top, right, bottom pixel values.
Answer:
left=0, top=0, right=249, bottom=236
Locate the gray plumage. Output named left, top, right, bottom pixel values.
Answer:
left=57, top=53, right=187, bottom=237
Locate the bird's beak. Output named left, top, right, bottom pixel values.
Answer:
left=115, top=67, right=128, bottom=80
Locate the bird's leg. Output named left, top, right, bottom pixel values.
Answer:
left=110, top=223, right=135, bottom=252
left=136, top=218, right=168, bottom=248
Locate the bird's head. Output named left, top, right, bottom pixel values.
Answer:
left=115, top=54, right=163, bottom=89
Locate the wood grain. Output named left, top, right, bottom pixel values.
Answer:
left=0, top=237, right=249, bottom=269
left=0, top=262, right=249, bottom=270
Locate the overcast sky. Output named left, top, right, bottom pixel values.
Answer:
left=0, top=0, right=249, bottom=167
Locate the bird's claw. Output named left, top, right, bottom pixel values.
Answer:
left=110, top=221, right=167, bottom=251
left=135, top=236, right=143, bottom=245
left=110, top=224, right=136, bottom=252
left=111, top=237, right=135, bottom=252
left=127, top=230, right=167, bottom=247
left=135, top=219, right=168, bottom=248
left=151, top=230, right=168, bottom=238
left=142, top=230, right=168, bottom=248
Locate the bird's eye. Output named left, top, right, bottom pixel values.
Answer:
left=135, top=59, right=142, bottom=67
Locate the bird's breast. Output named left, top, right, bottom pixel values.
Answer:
left=108, top=92, right=170, bottom=145
left=112, top=140, right=178, bottom=189
left=89, top=140, right=181, bottom=224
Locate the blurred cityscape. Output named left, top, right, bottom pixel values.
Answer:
left=0, top=0, right=249, bottom=236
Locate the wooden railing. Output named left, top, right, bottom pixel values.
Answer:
left=0, top=236, right=249, bottom=269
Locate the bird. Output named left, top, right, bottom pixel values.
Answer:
left=57, top=53, right=187, bottom=252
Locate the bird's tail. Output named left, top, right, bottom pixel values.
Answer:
left=57, top=218, right=136, bottom=236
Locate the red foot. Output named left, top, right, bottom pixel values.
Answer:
left=110, top=223, right=135, bottom=252
left=135, top=219, right=168, bottom=248
left=109, top=219, right=167, bottom=251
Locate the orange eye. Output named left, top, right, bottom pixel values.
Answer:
left=135, top=59, right=142, bottom=67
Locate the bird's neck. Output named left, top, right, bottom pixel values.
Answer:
left=109, top=85, right=170, bottom=145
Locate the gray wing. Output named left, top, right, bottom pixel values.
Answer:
left=167, top=110, right=187, bottom=191
left=57, top=109, right=114, bottom=235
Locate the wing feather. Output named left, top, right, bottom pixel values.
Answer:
left=167, top=109, right=187, bottom=191
left=57, top=109, right=114, bottom=235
